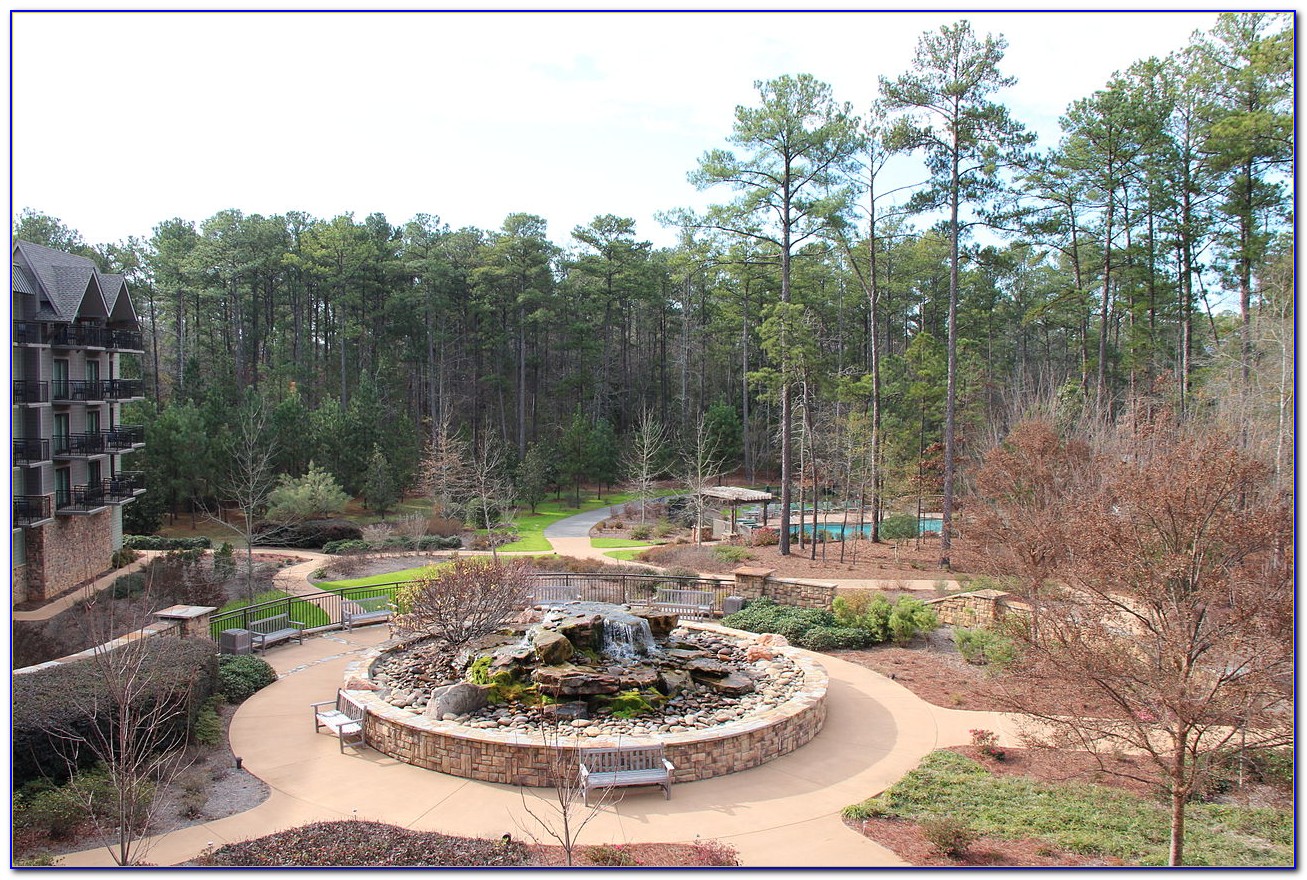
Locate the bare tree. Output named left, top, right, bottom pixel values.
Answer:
left=208, top=391, right=279, bottom=599
left=680, top=415, right=724, bottom=545
left=621, top=408, right=668, bottom=524
left=516, top=724, right=610, bottom=866
left=970, top=418, right=1293, bottom=866
left=467, top=433, right=517, bottom=561
left=43, top=588, right=208, bottom=865
left=391, top=557, right=530, bottom=649
left=417, top=415, right=474, bottom=518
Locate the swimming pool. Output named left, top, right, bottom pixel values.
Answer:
left=796, top=517, right=942, bottom=538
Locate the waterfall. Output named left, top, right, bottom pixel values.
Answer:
left=601, top=615, right=657, bottom=661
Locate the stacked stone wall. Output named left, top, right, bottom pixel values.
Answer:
left=925, top=589, right=1028, bottom=628
left=23, top=511, right=113, bottom=602
left=732, top=569, right=835, bottom=609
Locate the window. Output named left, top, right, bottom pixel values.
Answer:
left=53, top=359, right=69, bottom=399
left=55, top=468, right=71, bottom=508
left=54, top=413, right=70, bottom=455
left=85, top=359, right=100, bottom=384
left=86, top=409, right=100, bottom=435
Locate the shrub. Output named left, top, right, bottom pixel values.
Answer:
left=750, top=527, right=780, bottom=546
left=888, top=597, right=939, bottom=645
left=260, top=519, right=362, bottom=549
left=832, top=592, right=892, bottom=642
left=463, top=496, right=502, bottom=527
left=12, top=639, right=218, bottom=789
left=712, top=545, right=752, bottom=564
left=417, top=535, right=461, bottom=550
left=842, top=797, right=891, bottom=820
left=955, top=627, right=1017, bottom=668
left=123, top=535, right=212, bottom=551
left=652, top=519, right=676, bottom=538
left=110, top=571, right=147, bottom=599
left=969, top=728, right=1006, bottom=761
left=323, top=539, right=370, bottom=555
left=879, top=513, right=920, bottom=541
left=920, top=814, right=979, bottom=858
left=193, top=696, right=226, bottom=746
left=797, top=625, right=874, bottom=652
left=212, top=542, right=237, bottom=580
left=216, top=655, right=278, bottom=704
left=630, top=524, right=653, bottom=540
left=111, top=546, right=141, bottom=569
left=426, top=514, right=465, bottom=537
left=687, top=838, right=739, bottom=867
left=584, top=843, right=639, bottom=866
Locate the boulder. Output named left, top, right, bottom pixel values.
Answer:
left=685, top=657, right=732, bottom=678
left=613, top=665, right=660, bottom=690
left=532, top=663, right=621, bottom=696
left=699, top=672, right=755, bottom=696
left=542, top=700, right=590, bottom=721
left=531, top=630, right=574, bottom=665
left=745, top=645, right=776, bottom=662
left=664, top=647, right=711, bottom=662
left=425, top=682, right=491, bottom=718
left=555, top=613, right=603, bottom=652
left=632, top=609, right=679, bottom=637
left=756, top=633, right=790, bottom=647
left=657, top=669, right=694, bottom=697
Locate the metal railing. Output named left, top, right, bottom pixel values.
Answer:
left=104, top=425, right=145, bottom=450
left=56, top=483, right=107, bottom=512
left=52, top=379, right=106, bottom=402
left=207, top=573, right=734, bottom=643
left=54, top=432, right=106, bottom=457
left=12, top=379, right=49, bottom=404
left=13, top=321, right=44, bottom=345
left=13, top=437, right=51, bottom=463
left=103, top=471, right=146, bottom=501
left=105, top=378, right=145, bottom=400
left=14, top=494, right=54, bottom=525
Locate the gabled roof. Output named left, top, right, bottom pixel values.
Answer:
left=12, top=240, right=138, bottom=327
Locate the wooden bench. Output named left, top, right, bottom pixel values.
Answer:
left=579, top=744, right=674, bottom=805
left=248, top=613, right=305, bottom=653
left=653, top=588, right=715, bottom=620
left=311, top=689, right=367, bottom=753
left=341, top=595, right=394, bottom=630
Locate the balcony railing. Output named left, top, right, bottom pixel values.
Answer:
left=14, top=494, right=54, bottom=526
left=105, top=425, right=145, bottom=450
left=111, top=329, right=144, bottom=351
left=54, top=433, right=107, bottom=457
left=12, top=379, right=49, bottom=404
left=56, top=484, right=107, bottom=513
left=13, top=437, right=51, bottom=464
left=46, top=325, right=143, bottom=351
left=13, top=321, right=45, bottom=345
left=52, top=379, right=107, bottom=402
left=105, top=378, right=145, bottom=400
left=104, top=471, right=146, bottom=502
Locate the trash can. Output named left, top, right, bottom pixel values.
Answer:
left=722, top=596, right=746, bottom=616
left=219, top=628, right=253, bottom=655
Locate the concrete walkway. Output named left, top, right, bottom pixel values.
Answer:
left=55, top=623, right=1027, bottom=868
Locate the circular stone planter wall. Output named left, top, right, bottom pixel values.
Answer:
left=342, top=622, right=829, bottom=786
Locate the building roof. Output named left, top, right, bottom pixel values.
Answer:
left=702, top=487, right=775, bottom=503
left=11, top=240, right=138, bottom=327
left=12, top=263, right=37, bottom=295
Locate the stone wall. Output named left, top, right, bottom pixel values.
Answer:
left=732, top=567, right=836, bottom=609
left=348, top=623, right=829, bottom=786
left=925, top=589, right=1028, bottom=628
left=13, top=563, right=29, bottom=605
left=22, top=511, right=113, bottom=603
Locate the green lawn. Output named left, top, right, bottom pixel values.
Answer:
left=492, top=494, right=640, bottom=553
left=590, top=537, right=655, bottom=548
left=214, top=589, right=331, bottom=630
left=317, top=564, right=445, bottom=590
left=846, top=750, right=1291, bottom=866
left=603, top=548, right=648, bottom=562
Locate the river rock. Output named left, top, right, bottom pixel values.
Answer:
left=685, top=657, right=732, bottom=678
left=614, top=665, right=660, bottom=689
left=632, top=610, right=680, bottom=637
left=532, top=663, right=621, bottom=696
left=543, top=700, right=590, bottom=721
left=658, top=669, right=694, bottom=696
left=745, top=645, right=776, bottom=662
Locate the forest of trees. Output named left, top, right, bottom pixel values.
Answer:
left=17, top=13, right=1292, bottom=557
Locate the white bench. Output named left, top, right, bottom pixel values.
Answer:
left=249, top=612, right=305, bottom=652
left=579, top=744, right=674, bottom=805
left=311, top=689, right=366, bottom=753
left=527, top=584, right=582, bottom=606
left=341, top=595, right=394, bottom=630
left=653, top=588, right=715, bottom=619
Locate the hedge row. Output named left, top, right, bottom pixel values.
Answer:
left=12, top=638, right=218, bottom=789
left=323, top=535, right=462, bottom=555
left=123, top=535, right=213, bottom=551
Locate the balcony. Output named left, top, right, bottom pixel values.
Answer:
left=111, top=329, right=144, bottom=352
left=104, top=425, right=145, bottom=451
left=12, top=379, right=49, bottom=404
left=54, top=432, right=107, bottom=457
left=52, top=379, right=107, bottom=403
left=13, top=437, right=51, bottom=464
left=103, top=471, right=146, bottom=503
left=12, top=321, right=46, bottom=345
left=49, top=324, right=112, bottom=350
left=14, top=494, right=55, bottom=527
left=56, top=484, right=107, bottom=514
left=105, top=378, right=145, bottom=400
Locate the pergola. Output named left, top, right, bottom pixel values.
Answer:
left=701, top=486, right=775, bottom=534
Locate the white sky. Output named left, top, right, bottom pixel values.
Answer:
left=11, top=4, right=1227, bottom=252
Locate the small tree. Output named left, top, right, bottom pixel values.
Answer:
left=265, top=461, right=350, bottom=522
left=558, top=410, right=593, bottom=507
left=622, top=408, right=667, bottom=524
left=516, top=724, right=609, bottom=866
left=362, top=445, right=399, bottom=519
left=468, top=434, right=517, bottom=560
left=417, top=417, right=474, bottom=518
left=392, top=558, right=530, bottom=649
left=970, top=418, right=1293, bottom=866
left=517, top=440, right=556, bottom=515
left=681, top=415, right=724, bottom=544
left=213, top=391, right=278, bottom=598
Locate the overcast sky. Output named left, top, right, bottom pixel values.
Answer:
left=11, top=6, right=1224, bottom=252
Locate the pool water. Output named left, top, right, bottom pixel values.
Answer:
left=796, top=517, right=942, bottom=538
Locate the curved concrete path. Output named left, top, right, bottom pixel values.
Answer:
left=55, top=623, right=1028, bottom=868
